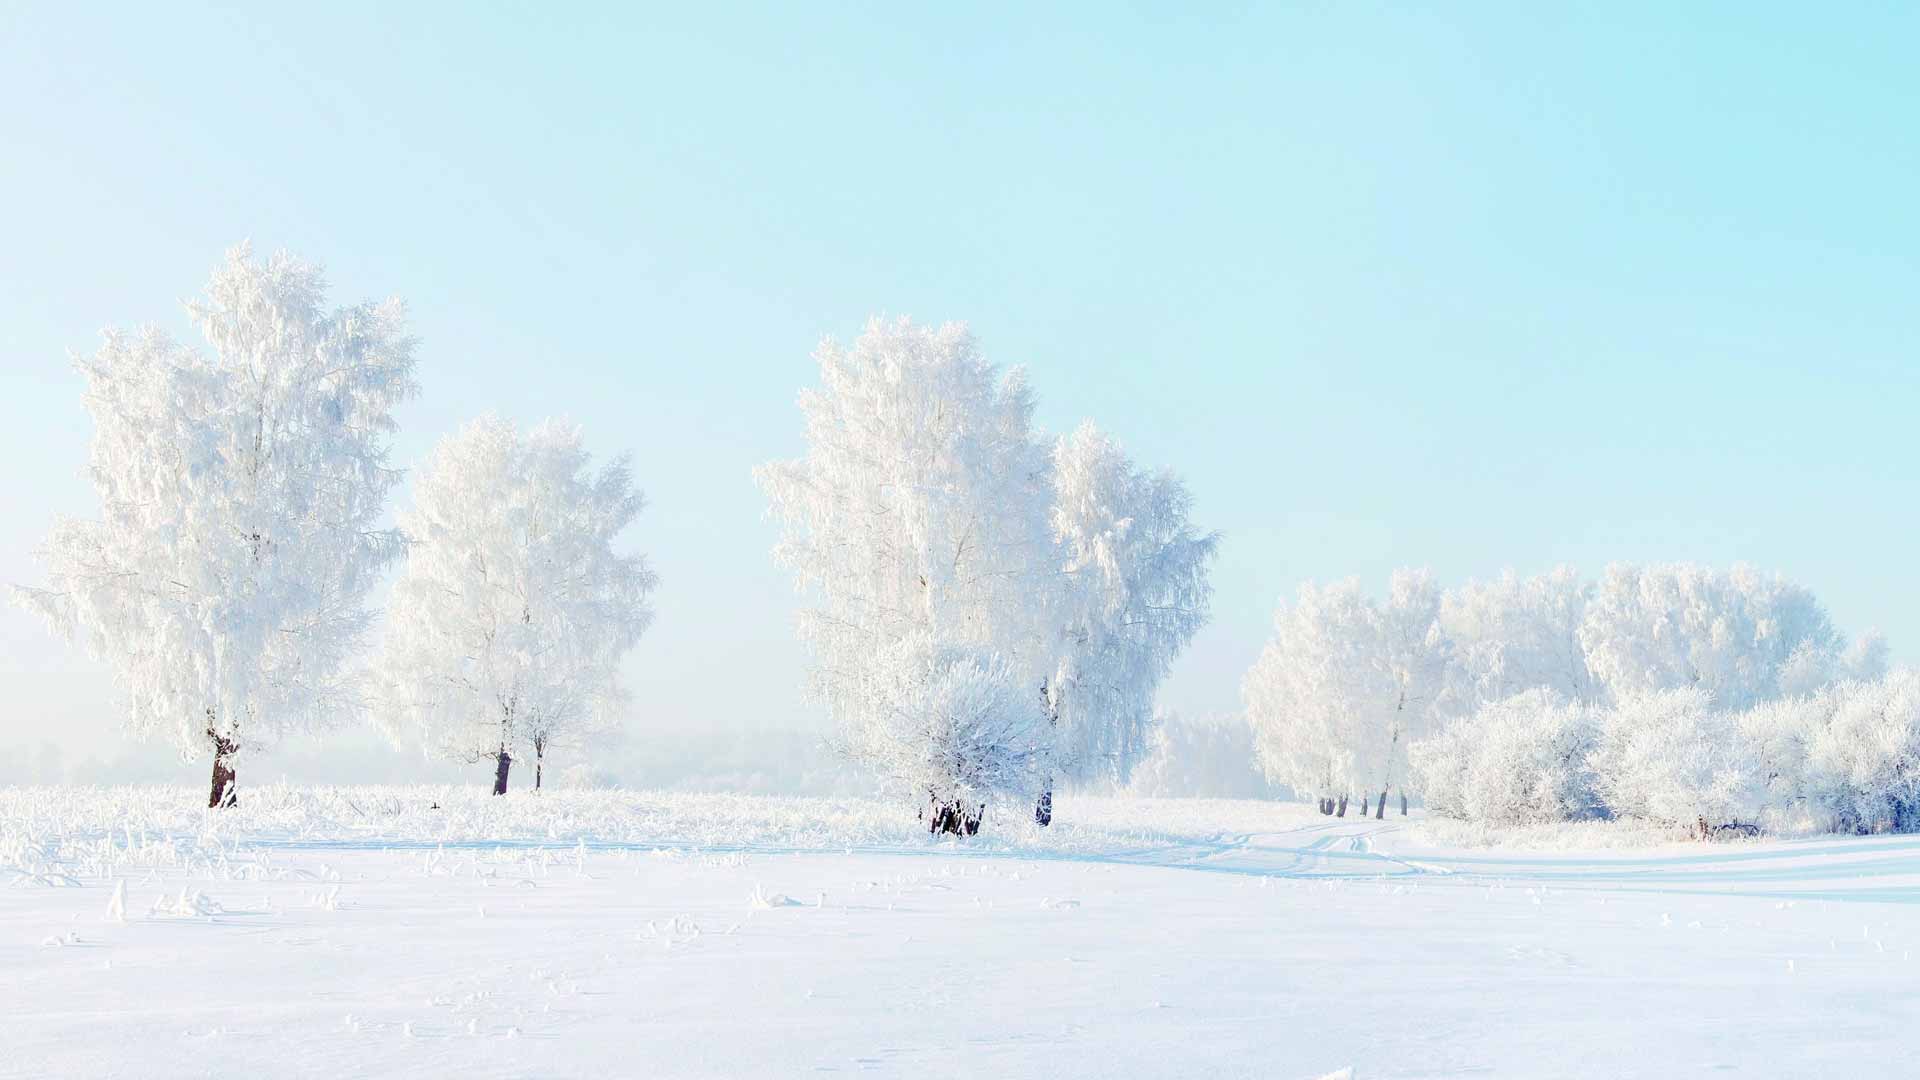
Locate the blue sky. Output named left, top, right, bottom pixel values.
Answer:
left=3, top=3, right=1916, bottom=782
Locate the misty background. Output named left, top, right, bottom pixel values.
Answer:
left=3, top=4, right=1916, bottom=791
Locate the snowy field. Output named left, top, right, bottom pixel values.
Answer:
left=5, top=789, right=1920, bottom=1079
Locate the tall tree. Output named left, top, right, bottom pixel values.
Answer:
left=379, top=416, right=656, bottom=793
left=1039, top=423, right=1216, bottom=821
left=758, top=319, right=1055, bottom=832
left=13, top=246, right=416, bottom=806
left=1441, top=566, right=1599, bottom=709
left=760, top=320, right=1215, bottom=831
left=1243, top=571, right=1448, bottom=817
left=1578, top=563, right=1853, bottom=710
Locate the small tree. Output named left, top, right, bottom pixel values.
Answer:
left=13, top=246, right=416, bottom=806
left=379, top=416, right=656, bottom=793
left=851, top=638, right=1052, bottom=834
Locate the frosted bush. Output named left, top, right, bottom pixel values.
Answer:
left=1412, top=690, right=1602, bottom=826
left=1801, top=672, right=1920, bottom=833
left=1591, top=689, right=1765, bottom=833
left=843, top=641, right=1051, bottom=830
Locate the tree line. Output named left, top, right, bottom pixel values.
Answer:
left=14, top=250, right=1218, bottom=829
left=20, top=247, right=1909, bottom=839
left=1242, top=565, right=1905, bottom=835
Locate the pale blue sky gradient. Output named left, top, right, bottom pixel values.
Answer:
left=3, top=3, right=1916, bottom=782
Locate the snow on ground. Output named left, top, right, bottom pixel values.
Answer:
left=5, top=788, right=1920, bottom=1078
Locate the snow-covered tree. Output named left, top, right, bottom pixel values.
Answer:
left=1578, top=563, right=1851, bottom=710
left=758, top=319, right=1214, bottom=831
left=1367, top=570, right=1451, bottom=815
left=379, top=416, right=656, bottom=794
left=1244, top=579, right=1370, bottom=814
left=1039, top=423, right=1216, bottom=820
left=1243, top=571, right=1448, bottom=817
left=12, top=246, right=416, bottom=806
left=758, top=319, right=1054, bottom=831
left=1442, top=567, right=1599, bottom=709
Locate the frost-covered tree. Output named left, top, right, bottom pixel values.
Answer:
left=379, top=416, right=657, bottom=794
left=1368, top=570, right=1451, bottom=815
left=1244, top=571, right=1448, bottom=817
left=1578, top=563, right=1853, bottom=710
left=1244, top=580, right=1371, bottom=814
left=12, top=246, right=416, bottom=806
left=1442, top=567, right=1599, bottom=709
left=758, top=319, right=1054, bottom=831
left=758, top=319, right=1213, bottom=832
left=1039, top=423, right=1217, bottom=821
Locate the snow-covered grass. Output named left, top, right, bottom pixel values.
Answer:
left=7, top=787, right=1920, bottom=1077
left=1411, top=814, right=1703, bottom=851
left=0, top=785, right=1332, bottom=865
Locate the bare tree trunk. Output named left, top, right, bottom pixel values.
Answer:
left=929, top=798, right=984, bottom=836
left=1400, top=793, right=1408, bottom=816
left=1034, top=682, right=1057, bottom=828
left=208, top=734, right=238, bottom=809
left=1375, top=788, right=1388, bottom=820
left=1319, top=797, right=1333, bottom=815
left=1360, top=794, right=1370, bottom=816
left=1336, top=795, right=1348, bottom=817
left=492, top=749, right=512, bottom=796
left=535, top=748, right=543, bottom=792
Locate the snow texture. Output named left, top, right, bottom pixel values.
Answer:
left=5, top=787, right=1919, bottom=1078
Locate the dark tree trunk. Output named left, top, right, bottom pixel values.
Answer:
left=492, top=750, right=512, bottom=796
left=208, top=735, right=238, bottom=809
left=1400, top=793, right=1408, bottom=816
left=1376, top=788, right=1388, bottom=820
left=1318, top=797, right=1333, bottom=815
left=1360, top=794, right=1370, bottom=816
left=1035, top=787, right=1052, bottom=827
left=535, top=749, right=543, bottom=791
left=929, top=800, right=984, bottom=836
left=1336, top=795, right=1348, bottom=817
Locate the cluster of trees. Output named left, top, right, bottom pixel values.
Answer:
left=759, top=318, right=1217, bottom=832
left=1244, top=564, right=1901, bottom=835
left=23, top=249, right=1910, bottom=843
left=14, top=248, right=656, bottom=806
